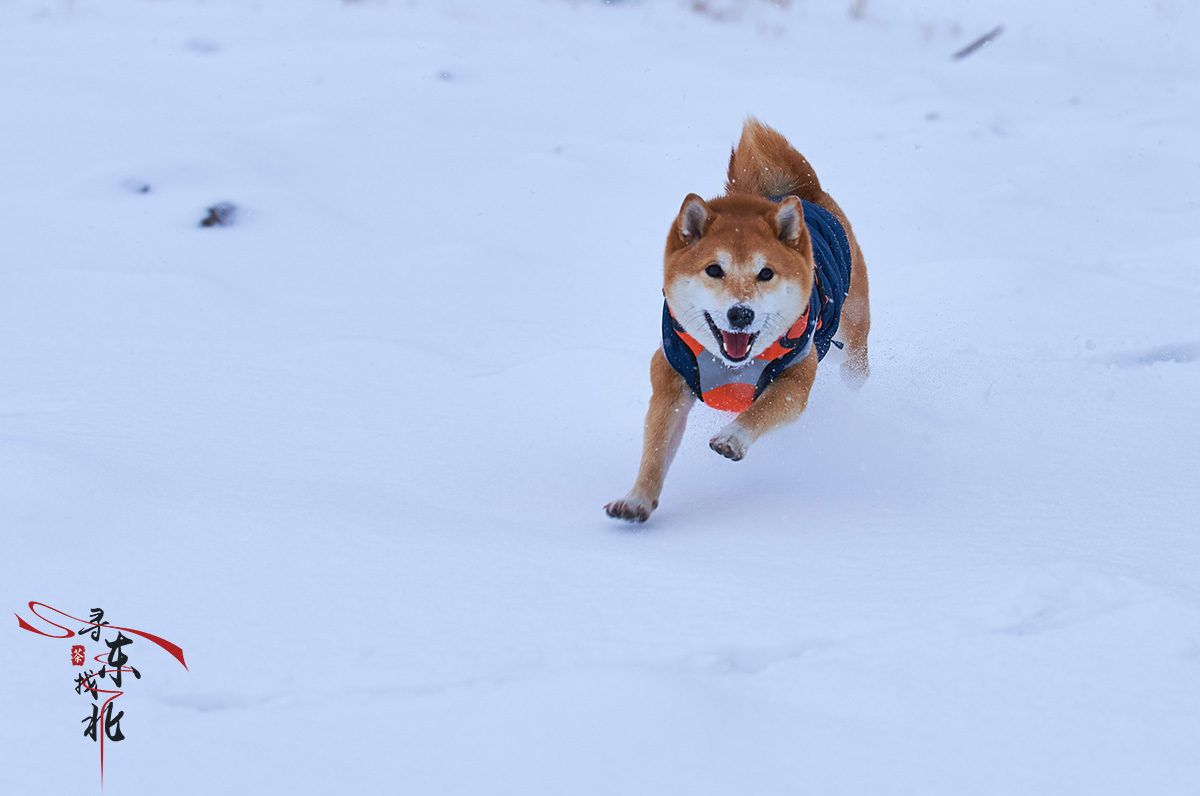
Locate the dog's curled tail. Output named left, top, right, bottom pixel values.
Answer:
left=725, top=117, right=824, bottom=203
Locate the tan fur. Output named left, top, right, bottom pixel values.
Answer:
left=606, top=119, right=870, bottom=523
left=725, top=118, right=825, bottom=202
left=603, top=350, right=695, bottom=523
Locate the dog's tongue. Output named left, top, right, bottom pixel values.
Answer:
left=721, top=330, right=752, bottom=359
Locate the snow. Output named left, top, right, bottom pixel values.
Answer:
left=2, top=0, right=1199, bottom=793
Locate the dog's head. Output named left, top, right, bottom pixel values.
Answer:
left=663, top=194, right=814, bottom=366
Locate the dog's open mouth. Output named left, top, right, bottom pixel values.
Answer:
left=705, top=312, right=757, bottom=362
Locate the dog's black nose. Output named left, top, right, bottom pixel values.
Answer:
left=727, top=305, right=754, bottom=329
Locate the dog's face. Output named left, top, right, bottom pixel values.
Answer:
left=663, top=194, right=814, bottom=366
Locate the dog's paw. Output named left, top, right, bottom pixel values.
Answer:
left=840, top=352, right=870, bottom=389
left=710, top=424, right=751, bottom=461
left=605, top=492, right=657, bottom=523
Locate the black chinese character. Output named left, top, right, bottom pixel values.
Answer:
left=102, top=632, right=140, bottom=688
left=81, top=702, right=125, bottom=742
left=78, top=608, right=109, bottom=642
left=74, top=670, right=100, bottom=700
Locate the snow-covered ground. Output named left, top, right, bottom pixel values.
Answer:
left=3, top=0, right=1199, bottom=793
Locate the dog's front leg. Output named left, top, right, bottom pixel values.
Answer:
left=606, top=349, right=695, bottom=523
left=710, top=351, right=818, bottom=461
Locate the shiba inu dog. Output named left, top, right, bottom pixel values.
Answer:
left=606, top=119, right=870, bottom=523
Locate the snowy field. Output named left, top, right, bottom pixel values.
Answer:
left=3, top=0, right=1199, bottom=793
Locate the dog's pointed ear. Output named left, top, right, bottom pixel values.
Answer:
left=772, top=196, right=807, bottom=248
left=676, top=194, right=711, bottom=244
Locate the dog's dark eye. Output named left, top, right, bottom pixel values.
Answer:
left=705, top=264, right=724, bottom=278
left=758, top=268, right=774, bottom=282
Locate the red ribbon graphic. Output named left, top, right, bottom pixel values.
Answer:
left=15, top=601, right=187, bottom=670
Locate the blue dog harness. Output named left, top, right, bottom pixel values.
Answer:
left=662, top=197, right=852, bottom=412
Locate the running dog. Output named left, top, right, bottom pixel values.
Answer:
left=606, top=119, right=870, bottom=523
